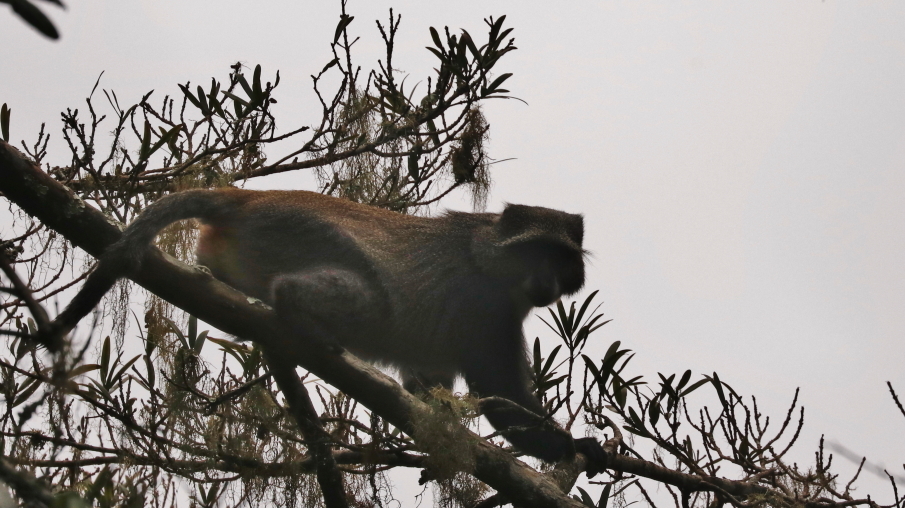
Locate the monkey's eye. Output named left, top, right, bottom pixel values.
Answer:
left=509, top=242, right=576, bottom=268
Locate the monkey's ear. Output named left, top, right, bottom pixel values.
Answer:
left=472, top=204, right=584, bottom=276
left=495, top=204, right=583, bottom=249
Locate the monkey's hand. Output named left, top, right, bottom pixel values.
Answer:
left=575, top=437, right=608, bottom=478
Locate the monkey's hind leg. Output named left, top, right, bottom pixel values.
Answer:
left=269, top=267, right=382, bottom=352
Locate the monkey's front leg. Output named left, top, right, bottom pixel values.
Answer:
left=269, top=267, right=383, bottom=351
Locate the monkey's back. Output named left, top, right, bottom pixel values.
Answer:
left=194, top=189, right=500, bottom=373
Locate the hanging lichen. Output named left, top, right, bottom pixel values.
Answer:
left=449, top=107, right=490, bottom=211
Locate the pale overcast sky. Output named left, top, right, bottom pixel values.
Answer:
left=2, top=0, right=904, bottom=500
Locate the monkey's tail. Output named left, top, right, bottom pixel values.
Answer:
left=50, top=190, right=242, bottom=342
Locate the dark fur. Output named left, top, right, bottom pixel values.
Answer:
left=55, top=188, right=598, bottom=463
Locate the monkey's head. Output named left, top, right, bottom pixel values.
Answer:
left=473, top=204, right=586, bottom=308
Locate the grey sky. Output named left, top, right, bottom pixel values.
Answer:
left=2, top=0, right=903, bottom=497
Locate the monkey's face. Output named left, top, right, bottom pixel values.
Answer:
left=470, top=203, right=586, bottom=307
left=508, top=242, right=585, bottom=308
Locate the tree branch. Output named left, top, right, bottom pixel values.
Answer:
left=265, top=349, right=349, bottom=508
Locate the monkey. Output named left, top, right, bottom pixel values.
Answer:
left=50, top=188, right=605, bottom=469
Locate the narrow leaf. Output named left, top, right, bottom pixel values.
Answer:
left=1, top=103, right=10, bottom=141
left=162, top=316, right=188, bottom=349
left=334, top=14, right=354, bottom=44
left=112, top=355, right=141, bottom=385
left=147, top=125, right=181, bottom=158
left=188, top=316, right=197, bottom=345
left=677, top=369, right=692, bottom=391
left=252, top=64, right=262, bottom=97
left=603, top=340, right=621, bottom=361
left=712, top=372, right=728, bottom=409
left=574, top=290, right=599, bottom=327
left=461, top=30, right=481, bottom=62
left=680, top=378, right=709, bottom=397
left=541, top=345, right=562, bottom=375
left=321, top=58, right=340, bottom=75
left=100, top=336, right=111, bottom=382
left=616, top=386, right=627, bottom=408
left=425, top=46, right=445, bottom=62
left=222, top=91, right=249, bottom=107
left=67, top=364, right=101, bottom=379
left=14, top=377, right=40, bottom=406
left=649, top=398, right=661, bottom=425
left=179, top=84, right=201, bottom=109
left=429, top=26, right=443, bottom=49
left=533, top=338, right=542, bottom=372
left=11, top=0, right=59, bottom=39
left=193, top=330, right=208, bottom=354
left=583, top=355, right=602, bottom=387
left=486, top=72, right=513, bottom=93
left=237, top=74, right=253, bottom=99
left=598, top=482, right=612, bottom=508
left=196, top=86, right=210, bottom=116
left=139, top=121, right=151, bottom=159
left=547, top=306, right=568, bottom=339
left=576, top=487, right=595, bottom=507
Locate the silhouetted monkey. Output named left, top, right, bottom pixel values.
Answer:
left=52, top=188, right=604, bottom=467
